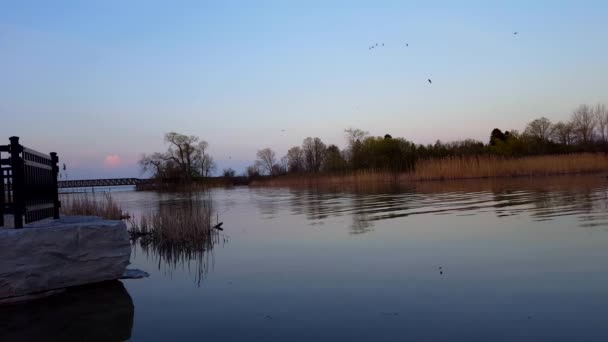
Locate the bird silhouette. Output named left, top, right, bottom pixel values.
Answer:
left=428, top=78, right=432, bottom=84
left=513, top=31, right=518, bottom=35
left=405, top=43, right=409, bottom=47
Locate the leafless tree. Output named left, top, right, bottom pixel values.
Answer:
left=286, top=146, right=305, bottom=173
left=524, top=117, right=553, bottom=141
left=594, top=103, right=608, bottom=144
left=302, top=137, right=327, bottom=172
left=344, top=128, right=369, bottom=149
left=201, top=154, right=216, bottom=177
left=139, top=132, right=213, bottom=180
left=279, top=156, right=289, bottom=173
left=139, top=152, right=168, bottom=177
left=246, top=164, right=261, bottom=178
left=571, top=104, right=596, bottom=144
left=222, top=168, right=236, bottom=177
left=256, top=148, right=276, bottom=176
left=551, top=121, right=575, bottom=145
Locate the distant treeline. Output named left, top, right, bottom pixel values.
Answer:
left=249, top=104, right=608, bottom=177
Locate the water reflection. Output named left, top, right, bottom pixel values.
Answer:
left=130, top=195, right=224, bottom=286
left=108, top=176, right=608, bottom=340
left=252, top=175, right=608, bottom=233
left=0, top=281, right=133, bottom=341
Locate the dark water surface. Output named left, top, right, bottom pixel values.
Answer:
left=12, top=176, right=608, bottom=341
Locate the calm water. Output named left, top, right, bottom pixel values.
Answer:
left=5, top=175, right=608, bottom=341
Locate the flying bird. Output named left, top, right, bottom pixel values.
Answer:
left=428, top=78, right=432, bottom=84
left=405, top=43, right=409, bottom=47
left=513, top=31, right=518, bottom=35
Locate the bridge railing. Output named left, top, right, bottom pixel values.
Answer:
left=1, top=137, right=60, bottom=228
left=58, top=178, right=145, bottom=188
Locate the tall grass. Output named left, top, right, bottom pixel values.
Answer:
left=60, top=193, right=129, bottom=220
left=412, top=153, right=608, bottom=181
left=251, top=153, right=608, bottom=187
left=62, top=191, right=221, bottom=285
left=128, top=202, right=220, bottom=286
left=127, top=204, right=216, bottom=248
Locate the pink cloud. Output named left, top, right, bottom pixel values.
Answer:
left=103, top=154, right=122, bottom=168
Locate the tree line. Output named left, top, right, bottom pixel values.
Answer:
left=250, top=103, right=608, bottom=177
left=138, top=104, right=607, bottom=181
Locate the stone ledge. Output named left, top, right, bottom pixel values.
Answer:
left=0, top=216, right=131, bottom=300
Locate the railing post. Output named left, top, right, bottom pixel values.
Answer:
left=9, top=136, right=24, bottom=228
left=50, top=152, right=60, bottom=219
left=0, top=168, right=4, bottom=227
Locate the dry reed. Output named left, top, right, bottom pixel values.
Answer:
left=128, top=203, right=220, bottom=286
left=60, top=193, right=128, bottom=220
left=128, top=204, right=216, bottom=249
left=251, top=153, right=608, bottom=187
left=412, top=153, right=608, bottom=181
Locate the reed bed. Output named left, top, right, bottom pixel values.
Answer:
left=60, top=193, right=129, bottom=220
left=127, top=204, right=216, bottom=249
left=128, top=202, right=220, bottom=286
left=251, top=153, right=608, bottom=187
left=412, top=153, right=608, bottom=181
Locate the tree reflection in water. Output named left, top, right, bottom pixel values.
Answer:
left=261, top=175, right=608, bottom=234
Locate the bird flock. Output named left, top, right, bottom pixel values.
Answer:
left=368, top=31, right=518, bottom=85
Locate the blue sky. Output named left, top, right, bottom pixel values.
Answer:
left=1, top=1, right=607, bottom=178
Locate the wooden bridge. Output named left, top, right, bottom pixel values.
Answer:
left=58, top=178, right=148, bottom=188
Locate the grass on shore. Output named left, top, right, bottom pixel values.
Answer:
left=61, top=192, right=220, bottom=285
left=252, top=153, right=608, bottom=187
left=60, top=193, right=217, bottom=250
left=60, top=193, right=129, bottom=220
left=413, top=153, right=608, bottom=181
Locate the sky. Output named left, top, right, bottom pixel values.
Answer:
left=1, top=1, right=608, bottom=179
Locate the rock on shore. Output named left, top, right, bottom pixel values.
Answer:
left=0, top=216, right=131, bottom=300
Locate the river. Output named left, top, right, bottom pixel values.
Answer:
left=6, top=175, right=608, bottom=341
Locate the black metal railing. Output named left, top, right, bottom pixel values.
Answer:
left=0, top=137, right=60, bottom=228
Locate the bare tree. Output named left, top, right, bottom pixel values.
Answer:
left=571, top=105, right=596, bottom=144
left=139, top=132, right=213, bottom=180
left=139, top=152, right=168, bottom=178
left=551, top=121, right=575, bottom=145
left=594, top=103, right=608, bottom=144
left=302, top=137, right=327, bottom=172
left=286, top=146, right=305, bottom=173
left=246, top=164, right=261, bottom=178
left=279, top=156, right=289, bottom=174
left=344, top=128, right=369, bottom=149
left=524, top=117, right=553, bottom=141
left=256, top=148, right=276, bottom=175
left=197, top=140, right=215, bottom=177
left=201, top=154, right=216, bottom=177
left=222, top=168, right=236, bottom=177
